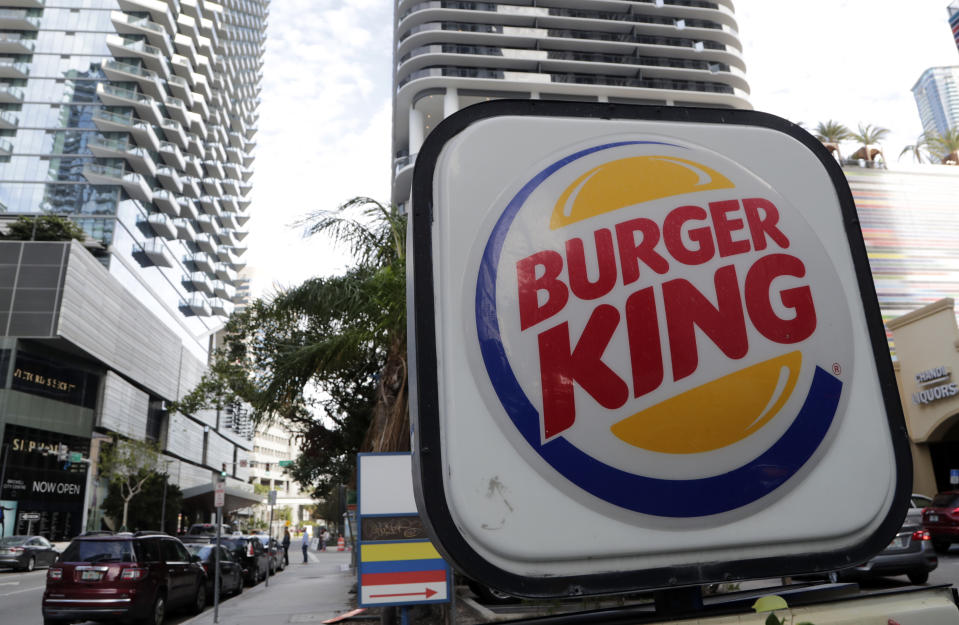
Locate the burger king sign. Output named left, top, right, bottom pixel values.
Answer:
left=409, top=102, right=910, bottom=596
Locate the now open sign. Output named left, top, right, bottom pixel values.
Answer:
left=408, top=101, right=911, bottom=597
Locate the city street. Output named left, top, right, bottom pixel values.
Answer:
left=0, top=547, right=356, bottom=625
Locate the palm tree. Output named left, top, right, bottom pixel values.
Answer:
left=928, top=128, right=959, bottom=165
left=286, top=197, right=410, bottom=452
left=814, top=120, right=852, bottom=162
left=899, top=132, right=932, bottom=163
left=850, top=123, right=890, bottom=168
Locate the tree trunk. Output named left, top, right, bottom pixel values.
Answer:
left=122, top=498, right=130, bottom=530
left=363, top=336, right=409, bottom=453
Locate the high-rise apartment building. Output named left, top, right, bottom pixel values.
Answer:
left=911, top=66, right=959, bottom=137
left=392, top=0, right=750, bottom=209
left=0, top=0, right=267, bottom=539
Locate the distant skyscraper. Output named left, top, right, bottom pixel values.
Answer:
left=391, top=0, right=751, bottom=210
left=949, top=1, right=959, bottom=53
left=0, top=0, right=263, bottom=333
left=912, top=66, right=959, bottom=137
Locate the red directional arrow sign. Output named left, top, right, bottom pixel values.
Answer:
left=370, top=588, right=438, bottom=600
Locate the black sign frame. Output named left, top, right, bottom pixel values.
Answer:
left=408, top=100, right=913, bottom=598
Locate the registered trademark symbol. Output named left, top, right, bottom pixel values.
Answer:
left=832, top=363, right=842, bottom=376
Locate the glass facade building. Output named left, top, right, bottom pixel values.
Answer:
left=391, top=0, right=751, bottom=208
left=0, top=0, right=265, bottom=359
left=0, top=0, right=266, bottom=537
left=911, top=66, right=959, bottom=139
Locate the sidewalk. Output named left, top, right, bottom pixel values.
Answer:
left=184, top=545, right=359, bottom=625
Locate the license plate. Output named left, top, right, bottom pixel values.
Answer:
left=81, top=570, right=102, bottom=581
left=929, top=514, right=940, bottom=522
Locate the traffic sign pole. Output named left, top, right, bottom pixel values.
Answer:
left=213, top=477, right=225, bottom=624
left=265, top=490, right=276, bottom=588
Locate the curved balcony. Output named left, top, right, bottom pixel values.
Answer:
left=151, top=189, right=180, bottom=217
left=0, top=84, right=24, bottom=103
left=186, top=293, right=212, bottom=316
left=147, top=212, right=178, bottom=238
left=110, top=11, right=174, bottom=57
left=199, top=195, right=220, bottom=216
left=117, top=0, right=177, bottom=34
left=186, top=251, right=215, bottom=273
left=102, top=59, right=164, bottom=99
left=0, top=33, right=36, bottom=55
left=195, top=232, right=217, bottom=254
left=159, top=141, right=186, bottom=170
left=143, top=238, right=174, bottom=267
left=196, top=213, right=221, bottom=235
left=185, top=271, right=214, bottom=296
left=174, top=216, right=197, bottom=241
left=106, top=34, right=170, bottom=80
left=210, top=297, right=233, bottom=316
left=0, top=59, right=28, bottom=79
left=177, top=197, right=199, bottom=221
left=0, top=9, right=40, bottom=30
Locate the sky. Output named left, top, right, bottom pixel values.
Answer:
left=243, top=0, right=959, bottom=298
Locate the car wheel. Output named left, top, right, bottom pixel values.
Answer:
left=141, top=594, right=165, bottom=625
left=192, top=583, right=206, bottom=614
left=933, top=540, right=951, bottom=554
left=908, top=570, right=930, bottom=585
left=235, top=575, right=244, bottom=595
left=466, top=579, right=520, bottom=605
left=25, top=556, right=35, bottom=572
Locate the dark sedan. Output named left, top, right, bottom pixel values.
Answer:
left=185, top=543, right=244, bottom=598
left=832, top=522, right=938, bottom=585
left=0, top=535, right=58, bottom=571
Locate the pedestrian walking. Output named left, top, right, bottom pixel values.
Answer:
left=301, top=530, right=309, bottom=563
left=282, top=529, right=291, bottom=566
left=319, top=526, right=329, bottom=551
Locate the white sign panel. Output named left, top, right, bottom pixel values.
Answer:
left=409, top=102, right=911, bottom=597
left=214, top=480, right=225, bottom=508
left=359, top=453, right=417, bottom=515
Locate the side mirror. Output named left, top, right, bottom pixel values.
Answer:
left=190, top=554, right=202, bottom=564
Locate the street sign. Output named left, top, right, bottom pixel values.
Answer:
left=268, top=490, right=277, bottom=506
left=214, top=480, right=225, bottom=508
left=20, top=512, right=40, bottom=521
left=409, top=101, right=911, bottom=597
left=278, top=460, right=292, bottom=467
left=69, top=452, right=83, bottom=463
left=357, top=453, right=450, bottom=608
left=951, top=470, right=958, bottom=485
left=358, top=542, right=449, bottom=606
left=56, top=444, right=68, bottom=462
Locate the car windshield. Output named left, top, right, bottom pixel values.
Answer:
left=0, top=537, right=28, bottom=546
left=60, top=540, right=136, bottom=563
left=931, top=493, right=959, bottom=508
left=185, top=545, right=213, bottom=559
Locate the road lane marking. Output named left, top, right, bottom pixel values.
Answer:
left=0, top=586, right=42, bottom=597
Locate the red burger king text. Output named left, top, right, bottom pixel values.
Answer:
left=515, top=197, right=818, bottom=439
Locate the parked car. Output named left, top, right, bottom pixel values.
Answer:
left=251, top=535, right=284, bottom=573
left=184, top=543, right=244, bottom=599
left=181, top=534, right=269, bottom=586
left=186, top=523, right=232, bottom=537
left=0, top=535, right=59, bottom=571
left=830, top=521, right=938, bottom=585
left=921, top=490, right=959, bottom=553
left=908, top=493, right=933, bottom=524
left=42, top=531, right=207, bottom=625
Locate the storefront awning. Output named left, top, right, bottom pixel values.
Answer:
left=180, top=482, right=263, bottom=514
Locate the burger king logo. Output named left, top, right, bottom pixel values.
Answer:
left=473, top=138, right=853, bottom=518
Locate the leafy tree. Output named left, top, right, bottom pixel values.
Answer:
left=850, top=123, right=890, bottom=167
left=1, top=214, right=86, bottom=241
left=102, top=471, right=182, bottom=533
left=929, top=128, right=959, bottom=164
left=98, top=438, right=162, bottom=530
left=813, top=120, right=852, bottom=162
left=175, top=197, right=408, bottom=500
left=899, top=132, right=933, bottom=163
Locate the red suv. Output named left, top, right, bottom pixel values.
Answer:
left=921, top=490, right=959, bottom=553
left=42, top=532, right=207, bottom=625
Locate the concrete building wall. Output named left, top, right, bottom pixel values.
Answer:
left=99, top=371, right=149, bottom=440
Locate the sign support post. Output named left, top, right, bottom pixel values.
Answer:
left=266, top=489, right=276, bottom=587
left=213, top=475, right=225, bottom=624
